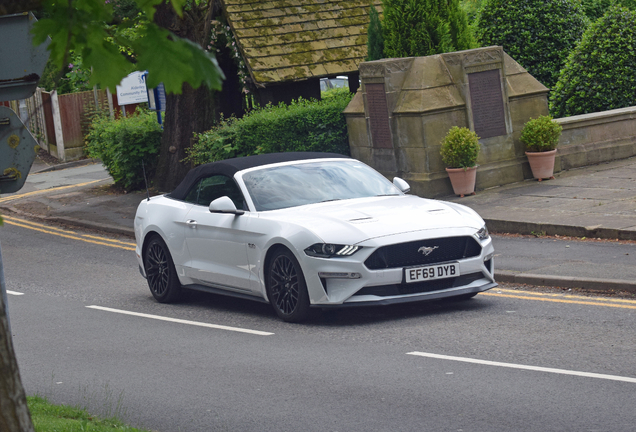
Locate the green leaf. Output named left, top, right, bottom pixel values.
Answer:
left=134, top=25, right=224, bottom=94
left=82, top=28, right=134, bottom=90
left=33, top=1, right=223, bottom=94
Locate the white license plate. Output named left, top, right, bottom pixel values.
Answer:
left=405, top=263, right=459, bottom=283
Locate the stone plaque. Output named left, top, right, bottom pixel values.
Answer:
left=366, top=83, right=393, bottom=149
left=468, top=69, right=507, bottom=139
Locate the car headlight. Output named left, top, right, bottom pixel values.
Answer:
left=304, top=243, right=361, bottom=258
left=476, top=225, right=489, bottom=241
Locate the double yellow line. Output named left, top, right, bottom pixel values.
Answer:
left=484, top=288, right=636, bottom=310
left=0, top=179, right=107, bottom=204
left=0, top=178, right=134, bottom=250
left=1, top=215, right=136, bottom=251
left=3, top=202, right=635, bottom=310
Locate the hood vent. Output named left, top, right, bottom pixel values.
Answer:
left=348, top=217, right=376, bottom=224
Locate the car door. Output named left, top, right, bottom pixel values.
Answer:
left=182, top=175, right=254, bottom=292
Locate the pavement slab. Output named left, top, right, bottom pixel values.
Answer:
left=445, top=155, right=636, bottom=242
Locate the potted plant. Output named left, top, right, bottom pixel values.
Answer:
left=520, top=115, right=562, bottom=181
left=440, top=126, right=481, bottom=197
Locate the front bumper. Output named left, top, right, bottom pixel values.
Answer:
left=300, top=229, right=497, bottom=306
left=318, top=282, right=498, bottom=308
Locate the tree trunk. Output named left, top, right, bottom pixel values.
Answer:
left=0, top=243, right=35, bottom=432
left=152, top=1, right=220, bottom=192
left=153, top=82, right=218, bottom=191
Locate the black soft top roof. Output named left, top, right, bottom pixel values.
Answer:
left=169, top=152, right=349, bottom=200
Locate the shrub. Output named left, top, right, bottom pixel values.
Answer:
left=186, top=91, right=354, bottom=165
left=85, top=109, right=162, bottom=191
left=440, top=126, right=481, bottom=168
left=460, top=0, right=485, bottom=42
left=478, top=0, right=587, bottom=89
left=581, top=0, right=613, bottom=20
left=321, top=87, right=351, bottom=100
left=582, top=0, right=636, bottom=20
left=460, top=0, right=486, bottom=22
left=382, top=0, right=475, bottom=58
left=549, top=6, right=636, bottom=117
left=366, top=4, right=384, bottom=61
left=520, top=115, right=562, bottom=152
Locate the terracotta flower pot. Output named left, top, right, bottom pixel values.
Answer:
left=525, top=149, right=557, bottom=181
left=445, top=166, right=477, bottom=197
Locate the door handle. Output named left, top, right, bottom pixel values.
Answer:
left=186, top=219, right=197, bottom=228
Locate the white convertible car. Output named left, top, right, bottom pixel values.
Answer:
left=135, top=152, right=496, bottom=322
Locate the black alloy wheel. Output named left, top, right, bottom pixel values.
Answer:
left=144, top=236, right=181, bottom=303
left=266, top=248, right=311, bottom=322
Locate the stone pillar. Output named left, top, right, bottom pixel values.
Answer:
left=344, top=47, right=550, bottom=197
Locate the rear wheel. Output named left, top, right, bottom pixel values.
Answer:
left=266, top=248, right=311, bottom=322
left=144, top=236, right=181, bottom=303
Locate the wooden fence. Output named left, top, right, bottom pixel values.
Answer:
left=3, top=88, right=138, bottom=161
left=51, top=90, right=110, bottom=160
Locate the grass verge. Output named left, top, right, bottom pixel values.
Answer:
left=28, top=396, right=150, bottom=432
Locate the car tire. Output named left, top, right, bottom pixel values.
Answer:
left=266, top=248, right=311, bottom=323
left=144, top=236, right=181, bottom=303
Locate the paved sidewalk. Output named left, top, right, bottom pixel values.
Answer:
left=445, top=156, right=636, bottom=241
left=0, top=158, right=140, bottom=237
left=1, top=155, right=635, bottom=293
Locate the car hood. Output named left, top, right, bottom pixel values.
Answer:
left=262, top=195, right=484, bottom=244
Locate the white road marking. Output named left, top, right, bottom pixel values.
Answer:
left=87, top=305, right=274, bottom=336
left=407, top=352, right=636, bottom=384
left=7, top=290, right=24, bottom=296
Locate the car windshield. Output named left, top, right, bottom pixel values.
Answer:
left=241, top=160, right=401, bottom=211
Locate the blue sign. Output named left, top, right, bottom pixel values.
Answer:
left=144, top=72, right=166, bottom=127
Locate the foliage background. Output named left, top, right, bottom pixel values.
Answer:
left=186, top=89, right=353, bottom=165
left=382, top=0, right=475, bottom=58
left=85, top=109, right=162, bottom=191
left=477, top=0, right=588, bottom=89
left=549, top=6, right=636, bottom=117
left=366, top=4, right=384, bottom=61
left=581, top=0, right=636, bottom=20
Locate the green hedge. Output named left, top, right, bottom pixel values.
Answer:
left=85, top=109, right=162, bottom=191
left=366, top=4, right=384, bottom=61
left=382, top=0, right=475, bottom=58
left=582, top=0, right=636, bottom=20
left=582, top=0, right=614, bottom=20
left=478, top=0, right=588, bottom=89
left=550, top=6, right=636, bottom=117
left=186, top=90, right=354, bottom=165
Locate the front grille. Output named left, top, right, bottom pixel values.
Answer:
left=364, top=236, right=482, bottom=270
left=353, top=272, right=485, bottom=297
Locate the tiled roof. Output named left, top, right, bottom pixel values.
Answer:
left=222, top=0, right=382, bottom=85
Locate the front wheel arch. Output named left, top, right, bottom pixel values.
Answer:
left=142, top=234, right=181, bottom=303
left=141, top=231, right=162, bottom=266
left=264, top=245, right=311, bottom=322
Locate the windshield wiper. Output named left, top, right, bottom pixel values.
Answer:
left=320, top=198, right=342, bottom=203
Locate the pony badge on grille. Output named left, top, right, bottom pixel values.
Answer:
left=418, top=245, right=439, bottom=256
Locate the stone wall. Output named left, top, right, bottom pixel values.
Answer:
left=345, top=47, right=636, bottom=196
left=344, top=46, right=551, bottom=197
left=555, top=107, right=636, bottom=172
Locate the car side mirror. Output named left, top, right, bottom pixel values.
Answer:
left=209, top=196, right=245, bottom=215
left=393, top=177, right=410, bottom=193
